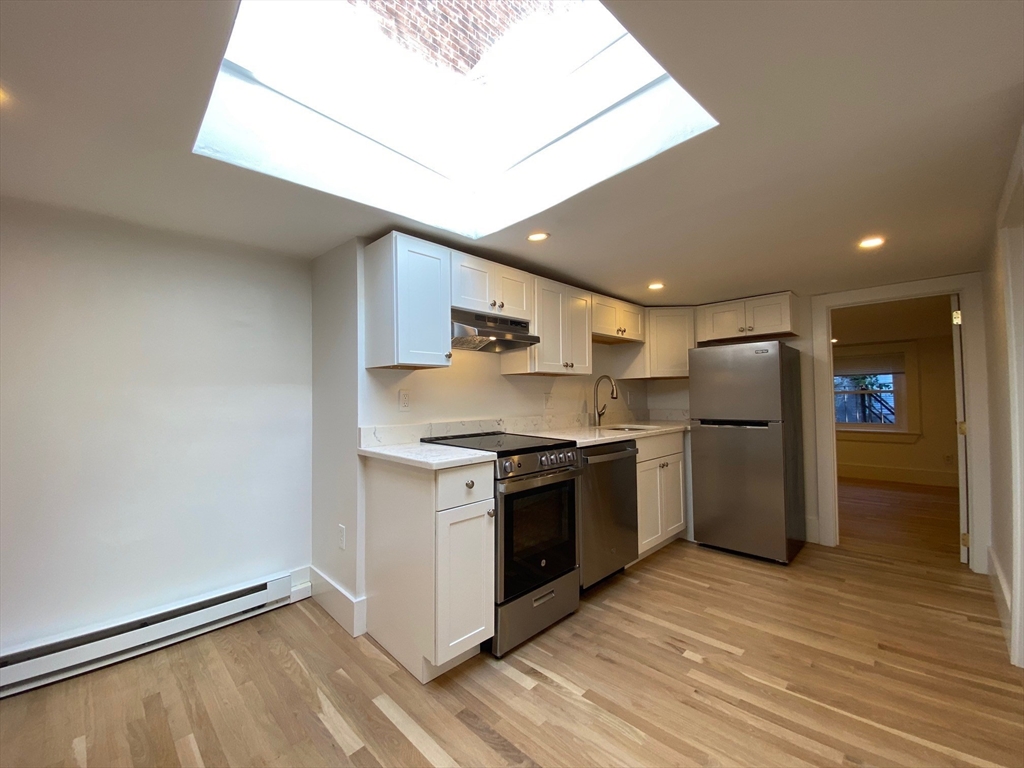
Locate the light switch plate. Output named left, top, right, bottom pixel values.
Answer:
left=338, top=524, right=346, bottom=550
left=399, top=389, right=411, bottom=412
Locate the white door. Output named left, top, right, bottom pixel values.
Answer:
left=637, top=459, right=663, bottom=554
left=745, top=294, right=792, bottom=336
left=451, top=251, right=494, bottom=313
left=660, top=454, right=686, bottom=537
left=649, top=308, right=694, bottom=377
left=566, top=288, right=592, bottom=374
left=700, top=301, right=747, bottom=341
left=619, top=303, right=644, bottom=341
left=435, top=499, right=495, bottom=665
left=492, top=265, right=534, bottom=321
left=592, top=294, right=620, bottom=338
left=534, top=279, right=568, bottom=374
left=395, top=235, right=452, bottom=367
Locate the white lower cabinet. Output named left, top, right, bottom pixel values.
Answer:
left=365, top=458, right=496, bottom=683
left=435, top=499, right=495, bottom=664
left=636, top=439, right=686, bottom=556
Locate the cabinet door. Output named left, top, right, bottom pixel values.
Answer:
left=701, top=300, right=747, bottom=341
left=435, top=499, right=495, bottom=665
left=395, top=235, right=452, bottom=367
left=660, top=454, right=686, bottom=537
left=566, top=288, right=592, bottom=374
left=637, top=459, right=663, bottom=554
left=745, top=293, right=792, bottom=336
left=649, top=308, right=694, bottom=377
left=492, top=265, right=534, bottom=322
left=451, top=251, right=494, bottom=313
left=591, top=294, right=620, bottom=337
left=533, top=279, right=568, bottom=374
left=618, top=303, right=644, bottom=341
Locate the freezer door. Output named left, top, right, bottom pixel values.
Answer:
left=688, top=341, right=782, bottom=421
left=691, top=422, right=789, bottom=561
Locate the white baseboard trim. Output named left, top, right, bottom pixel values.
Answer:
left=989, top=546, right=1013, bottom=657
left=310, top=566, right=366, bottom=637
left=837, top=463, right=959, bottom=488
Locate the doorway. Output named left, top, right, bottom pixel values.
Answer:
left=829, top=295, right=966, bottom=565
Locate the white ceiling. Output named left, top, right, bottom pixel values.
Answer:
left=1, top=0, right=1021, bottom=305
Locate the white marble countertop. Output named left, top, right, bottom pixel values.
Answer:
left=357, top=443, right=496, bottom=471
left=520, top=420, right=689, bottom=448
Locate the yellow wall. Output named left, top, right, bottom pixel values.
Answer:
left=836, top=335, right=959, bottom=486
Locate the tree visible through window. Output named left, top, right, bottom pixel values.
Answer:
left=834, top=373, right=897, bottom=425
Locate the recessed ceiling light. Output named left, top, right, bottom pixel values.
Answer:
left=831, top=338, right=838, bottom=344
left=858, top=236, right=885, bottom=249
left=648, top=283, right=664, bottom=290
left=527, top=232, right=549, bottom=242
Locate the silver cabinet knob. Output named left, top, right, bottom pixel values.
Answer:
left=498, top=302, right=504, bottom=309
left=486, top=508, right=496, bottom=518
left=465, top=479, right=475, bottom=489
left=444, top=352, right=452, bottom=359
left=563, top=362, right=570, bottom=367
left=747, top=326, right=754, bottom=331
left=490, top=300, right=497, bottom=307
left=569, top=362, right=574, bottom=368
left=738, top=327, right=745, bottom=333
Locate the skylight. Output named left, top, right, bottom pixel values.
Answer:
left=194, top=0, right=718, bottom=238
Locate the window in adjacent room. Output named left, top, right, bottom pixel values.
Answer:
left=832, top=347, right=913, bottom=433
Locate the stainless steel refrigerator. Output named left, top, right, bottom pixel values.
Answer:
left=689, top=340, right=805, bottom=562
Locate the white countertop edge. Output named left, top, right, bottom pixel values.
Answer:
left=357, top=445, right=497, bottom=471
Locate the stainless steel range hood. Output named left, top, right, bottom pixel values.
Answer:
left=451, top=308, right=540, bottom=353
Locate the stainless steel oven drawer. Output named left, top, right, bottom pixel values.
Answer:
left=492, top=567, right=579, bottom=657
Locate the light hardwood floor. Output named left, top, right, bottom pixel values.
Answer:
left=2, top=481, right=1022, bottom=767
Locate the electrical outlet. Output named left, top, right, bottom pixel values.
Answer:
left=399, top=389, right=411, bottom=412
left=338, top=524, right=346, bottom=550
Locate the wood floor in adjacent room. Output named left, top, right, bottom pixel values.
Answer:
left=2, top=481, right=1022, bottom=768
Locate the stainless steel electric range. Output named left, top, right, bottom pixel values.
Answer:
left=421, top=432, right=581, bottom=656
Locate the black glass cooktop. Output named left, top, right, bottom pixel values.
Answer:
left=421, top=431, right=575, bottom=457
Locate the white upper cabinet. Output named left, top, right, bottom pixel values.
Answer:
left=694, top=292, right=795, bottom=342
left=450, top=251, right=534, bottom=322
left=501, top=278, right=591, bottom=375
left=592, top=293, right=644, bottom=342
left=613, top=307, right=694, bottom=379
left=364, top=232, right=452, bottom=369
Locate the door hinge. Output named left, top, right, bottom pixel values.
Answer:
left=961, top=532, right=970, bottom=547
left=957, top=421, right=968, bottom=436
left=952, top=310, right=962, bottom=325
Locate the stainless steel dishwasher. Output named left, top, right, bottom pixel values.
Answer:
left=580, top=441, right=639, bottom=588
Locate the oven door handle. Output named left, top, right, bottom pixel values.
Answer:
left=582, top=447, right=638, bottom=465
left=497, top=466, right=582, bottom=494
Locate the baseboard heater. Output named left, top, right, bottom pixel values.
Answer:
left=0, top=573, right=291, bottom=698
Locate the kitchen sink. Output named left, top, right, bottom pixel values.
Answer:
left=601, top=425, right=660, bottom=432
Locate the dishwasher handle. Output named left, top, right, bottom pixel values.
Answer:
left=583, top=447, right=638, bottom=465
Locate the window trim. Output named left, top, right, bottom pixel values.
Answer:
left=832, top=341, right=922, bottom=438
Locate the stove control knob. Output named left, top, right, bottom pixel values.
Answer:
left=503, top=460, right=514, bottom=474
left=540, top=455, right=549, bottom=466
left=558, top=451, right=566, bottom=463
left=567, top=450, right=576, bottom=462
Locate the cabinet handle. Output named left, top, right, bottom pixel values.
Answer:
left=465, top=480, right=475, bottom=489
left=569, top=362, right=574, bottom=368
left=747, top=326, right=754, bottom=331
left=498, top=302, right=504, bottom=309
left=444, top=352, right=453, bottom=359
left=490, top=300, right=497, bottom=307
left=486, top=508, right=495, bottom=518
left=563, top=362, right=570, bottom=367
left=738, top=327, right=745, bottom=333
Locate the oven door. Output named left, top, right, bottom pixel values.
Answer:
left=496, top=467, right=581, bottom=604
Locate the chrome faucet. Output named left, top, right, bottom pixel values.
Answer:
left=593, top=375, right=619, bottom=427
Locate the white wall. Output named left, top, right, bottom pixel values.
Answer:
left=311, top=239, right=361, bottom=606
left=985, top=124, right=1024, bottom=666
left=0, top=198, right=312, bottom=650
